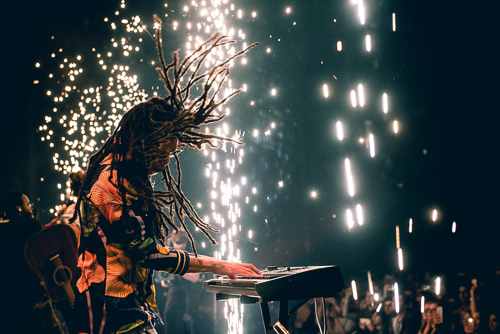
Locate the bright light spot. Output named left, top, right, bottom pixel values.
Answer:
left=452, top=221, right=457, bottom=233
left=368, top=271, right=374, bottom=295
left=368, top=133, right=375, bottom=157
left=398, top=248, right=404, bottom=270
left=252, top=129, right=259, bottom=137
left=365, top=35, right=372, bottom=52
left=382, top=93, right=389, bottom=113
left=432, top=209, right=438, bottom=222
left=396, top=225, right=400, bottom=249
left=285, top=7, right=291, bottom=14
left=351, top=280, right=358, bottom=300
left=337, top=41, right=342, bottom=51
left=409, top=218, right=413, bottom=233
left=394, top=283, right=400, bottom=313
left=310, top=190, right=318, bottom=198
left=344, top=158, right=355, bottom=197
left=356, top=204, right=364, bottom=225
left=346, top=209, right=354, bottom=229
left=393, top=120, right=399, bottom=133
left=358, top=84, right=365, bottom=107
left=271, top=88, right=277, bottom=96
left=350, top=90, right=357, bottom=107
left=358, top=0, right=366, bottom=25
left=421, top=296, right=425, bottom=313
left=252, top=187, right=257, bottom=194
left=336, top=121, right=344, bottom=141
left=392, top=13, right=396, bottom=31
left=436, top=277, right=441, bottom=295
left=251, top=11, right=257, bottom=18
left=323, top=84, right=329, bottom=98
left=35, top=62, right=41, bottom=68
left=374, top=293, right=379, bottom=301
left=248, top=230, right=253, bottom=239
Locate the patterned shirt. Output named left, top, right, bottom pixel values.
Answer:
left=74, top=155, right=190, bottom=334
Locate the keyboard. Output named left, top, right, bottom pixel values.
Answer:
left=202, top=265, right=344, bottom=302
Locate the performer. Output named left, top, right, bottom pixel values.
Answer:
left=68, top=17, right=260, bottom=334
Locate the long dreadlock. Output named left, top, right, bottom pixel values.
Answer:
left=70, top=16, right=257, bottom=256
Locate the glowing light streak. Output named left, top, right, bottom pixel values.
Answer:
left=367, top=271, right=374, bottom=295
left=356, top=204, right=364, bottom=225
left=421, top=296, right=425, bottom=313
left=351, top=280, right=358, bottom=300
left=346, top=209, right=355, bottom=230
left=382, top=93, right=389, bottom=113
left=409, top=218, right=413, bottom=233
left=376, top=303, right=382, bottom=312
left=392, top=13, right=396, bottom=31
left=344, top=158, right=355, bottom=197
left=337, top=41, right=343, bottom=51
left=358, top=0, right=366, bottom=25
left=396, top=225, right=400, bottom=249
left=358, top=84, right=365, bottom=107
left=452, top=221, right=457, bottom=233
left=336, top=121, right=344, bottom=141
left=393, top=120, right=399, bottom=133
left=323, top=84, right=329, bottom=98
left=398, top=248, right=403, bottom=271
left=350, top=90, right=357, bottom=108
left=432, top=209, right=438, bottom=222
left=435, top=277, right=441, bottom=295
left=365, top=35, right=372, bottom=52
left=368, top=133, right=375, bottom=157
left=394, top=282, right=400, bottom=313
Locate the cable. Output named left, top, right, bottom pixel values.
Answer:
left=314, top=298, right=324, bottom=334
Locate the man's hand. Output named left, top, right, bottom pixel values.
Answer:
left=187, top=255, right=261, bottom=279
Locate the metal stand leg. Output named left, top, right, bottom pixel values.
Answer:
left=278, top=299, right=289, bottom=331
left=260, top=302, right=274, bottom=334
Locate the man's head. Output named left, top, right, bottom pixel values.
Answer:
left=489, top=313, right=498, bottom=332
left=383, top=297, right=394, bottom=316
left=72, top=25, right=258, bottom=256
left=0, top=192, right=34, bottom=219
left=423, top=301, right=438, bottom=324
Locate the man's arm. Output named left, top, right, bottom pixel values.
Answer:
left=187, top=254, right=261, bottom=279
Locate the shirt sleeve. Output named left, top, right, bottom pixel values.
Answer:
left=142, top=244, right=190, bottom=275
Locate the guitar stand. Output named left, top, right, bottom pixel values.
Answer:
left=217, top=294, right=309, bottom=334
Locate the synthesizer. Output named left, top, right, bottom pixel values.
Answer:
left=203, top=265, right=344, bottom=302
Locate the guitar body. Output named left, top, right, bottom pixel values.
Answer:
left=25, top=224, right=78, bottom=304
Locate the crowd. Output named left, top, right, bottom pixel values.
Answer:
left=290, top=272, right=500, bottom=334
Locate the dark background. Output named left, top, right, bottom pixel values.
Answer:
left=2, top=0, right=499, bottom=287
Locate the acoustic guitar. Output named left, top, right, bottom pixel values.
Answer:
left=24, top=224, right=78, bottom=307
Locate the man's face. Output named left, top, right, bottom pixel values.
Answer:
left=489, top=314, right=498, bottom=331
left=384, top=301, right=393, bottom=315
left=20, top=195, right=34, bottom=218
left=148, top=138, right=180, bottom=175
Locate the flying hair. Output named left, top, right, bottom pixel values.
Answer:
left=70, top=15, right=258, bottom=256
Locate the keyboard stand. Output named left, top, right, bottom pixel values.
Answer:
left=216, top=294, right=310, bottom=333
